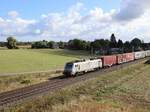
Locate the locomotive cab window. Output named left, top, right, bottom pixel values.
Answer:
left=65, top=63, right=73, bottom=69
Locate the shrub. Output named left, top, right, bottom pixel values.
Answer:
left=20, top=79, right=31, bottom=84
left=145, top=59, right=150, bottom=64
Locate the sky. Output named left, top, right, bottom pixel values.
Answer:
left=0, top=0, right=150, bottom=42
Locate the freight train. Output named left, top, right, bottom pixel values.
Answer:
left=63, top=50, right=150, bottom=76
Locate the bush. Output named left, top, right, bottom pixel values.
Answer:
left=68, top=39, right=90, bottom=50
left=7, top=37, right=18, bottom=49
left=31, top=40, right=48, bottom=49
left=31, top=40, right=58, bottom=49
left=145, top=59, right=150, bottom=64
left=20, top=79, right=31, bottom=84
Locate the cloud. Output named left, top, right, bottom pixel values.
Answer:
left=0, top=17, right=36, bottom=39
left=8, top=11, right=19, bottom=18
left=114, top=0, right=150, bottom=21
left=0, top=1, right=150, bottom=42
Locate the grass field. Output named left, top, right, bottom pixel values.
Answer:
left=0, top=47, right=7, bottom=50
left=2, top=59, right=150, bottom=112
left=0, top=71, right=61, bottom=93
left=0, top=49, right=90, bottom=74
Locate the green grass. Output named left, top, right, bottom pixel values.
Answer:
left=0, top=49, right=90, bottom=74
left=0, top=71, right=61, bottom=93
left=0, top=47, right=7, bottom=50
left=2, top=60, right=150, bottom=112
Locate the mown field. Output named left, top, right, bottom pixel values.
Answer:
left=2, top=59, right=150, bottom=112
left=0, top=49, right=90, bottom=74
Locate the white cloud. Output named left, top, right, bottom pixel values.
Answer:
left=114, top=0, right=150, bottom=21
left=0, top=17, right=36, bottom=39
left=0, top=1, right=150, bottom=42
left=8, top=11, right=19, bottom=18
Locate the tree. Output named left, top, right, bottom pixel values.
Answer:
left=68, top=39, right=88, bottom=50
left=58, top=41, right=65, bottom=49
left=142, top=43, right=150, bottom=50
left=124, top=41, right=132, bottom=53
left=47, top=41, right=55, bottom=48
left=0, top=42, right=6, bottom=47
left=91, top=39, right=110, bottom=50
left=131, top=38, right=142, bottom=51
left=7, top=37, right=18, bottom=49
left=117, top=39, right=123, bottom=48
left=86, top=41, right=91, bottom=51
left=109, top=34, right=117, bottom=48
left=90, top=39, right=110, bottom=55
left=31, top=40, right=48, bottom=49
left=41, top=40, right=48, bottom=48
left=91, top=40, right=102, bottom=50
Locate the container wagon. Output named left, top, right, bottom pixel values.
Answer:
left=117, top=53, right=134, bottom=64
left=63, top=58, right=102, bottom=76
left=134, top=51, right=146, bottom=59
left=101, top=55, right=117, bottom=67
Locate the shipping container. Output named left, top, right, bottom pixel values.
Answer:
left=134, top=51, right=146, bottom=59
left=101, top=55, right=117, bottom=67
left=117, top=53, right=134, bottom=64
left=145, top=50, right=150, bottom=57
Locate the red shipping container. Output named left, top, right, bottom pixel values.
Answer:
left=117, top=53, right=134, bottom=64
left=126, top=53, right=134, bottom=62
left=101, top=55, right=117, bottom=67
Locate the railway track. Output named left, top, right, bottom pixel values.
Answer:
left=0, top=58, right=148, bottom=108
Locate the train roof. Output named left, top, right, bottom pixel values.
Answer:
left=67, top=57, right=100, bottom=64
left=66, top=59, right=86, bottom=64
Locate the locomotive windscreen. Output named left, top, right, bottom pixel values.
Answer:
left=65, top=63, right=73, bottom=70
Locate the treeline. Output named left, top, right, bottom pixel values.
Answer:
left=31, top=40, right=66, bottom=49
left=90, top=34, right=148, bottom=54
left=0, top=42, right=6, bottom=47
left=17, top=42, right=32, bottom=46
left=1, top=34, right=150, bottom=55
left=66, top=34, right=150, bottom=54
left=31, top=39, right=90, bottom=50
left=0, top=37, right=32, bottom=49
left=31, top=34, right=146, bottom=52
